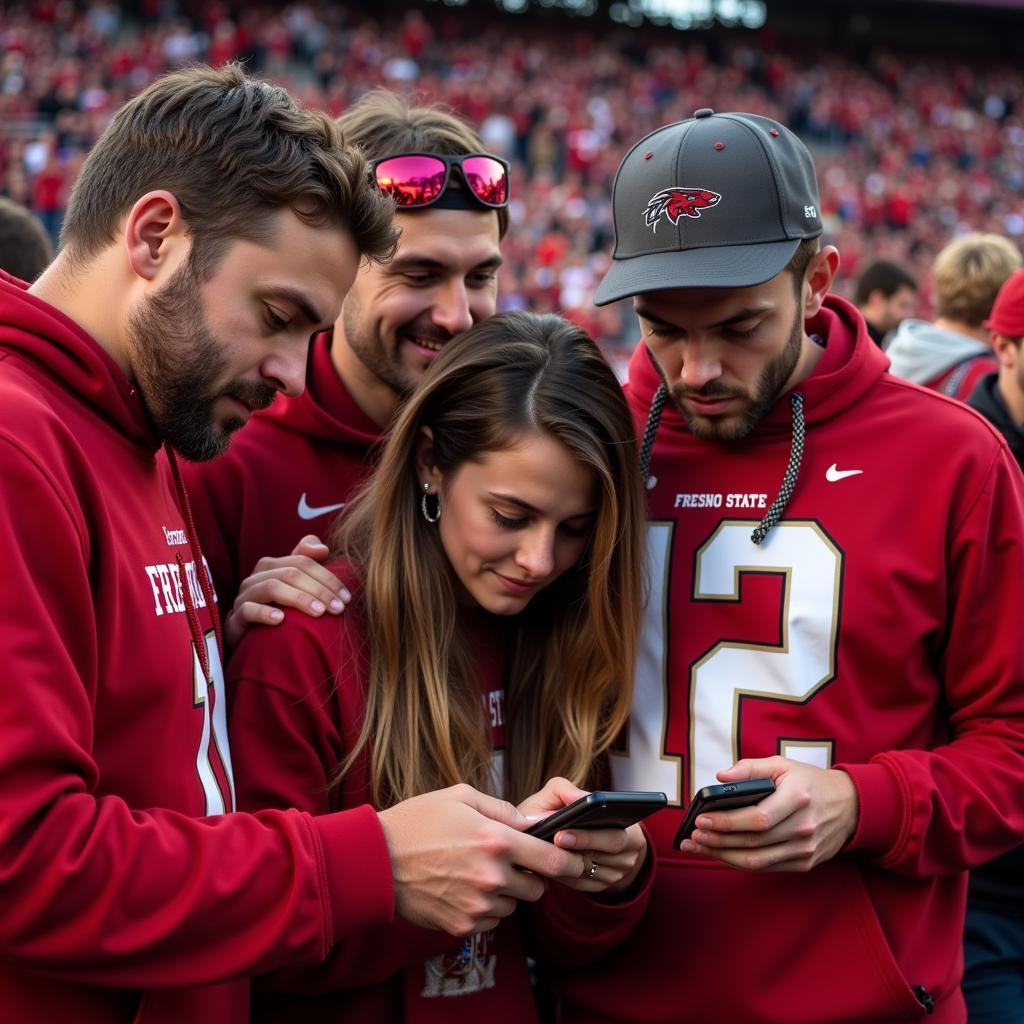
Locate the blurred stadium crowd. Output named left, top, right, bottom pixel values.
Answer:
left=3, top=0, right=1024, bottom=354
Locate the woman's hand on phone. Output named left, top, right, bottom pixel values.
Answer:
left=517, top=775, right=590, bottom=821
left=518, top=777, right=649, bottom=895
left=556, top=821, right=648, bottom=895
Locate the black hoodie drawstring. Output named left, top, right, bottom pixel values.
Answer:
left=751, top=392, right=805, bottom=545
left=638, top=383, right=667, bottom=490
left=637, top=385, right=805, bottom=546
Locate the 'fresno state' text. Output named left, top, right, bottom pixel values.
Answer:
left=144, top=557, right=218, bottom=617
left=674, top=492, right=768, bottom=509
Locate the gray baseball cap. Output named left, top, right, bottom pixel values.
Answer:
left=594, top=108, right=822, bottom=305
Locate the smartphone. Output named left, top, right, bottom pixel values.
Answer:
left=673, top=778, right=776, bottom=848
left=526, top=790, right=668, bottom=842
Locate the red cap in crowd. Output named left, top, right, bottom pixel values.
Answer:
left=986, top=268, right=1024, bottom=338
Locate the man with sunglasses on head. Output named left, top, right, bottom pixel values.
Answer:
left=0, top=64, right=588, bottom=1024
left=182, top=90, right=508, bottom=621
left=539, top=110, right=1024, bottom=1023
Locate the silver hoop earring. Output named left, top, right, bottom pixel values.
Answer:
left=420, top=481, right=441, bottom=524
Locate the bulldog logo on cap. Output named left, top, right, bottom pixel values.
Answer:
left=644, top=187, right=722, bottom=232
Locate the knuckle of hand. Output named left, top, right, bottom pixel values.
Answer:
left=748, top=852, right=768, bottom=871
left=480, top=830, right=510, bottom=860
left=478, top=869, right=504, bottom=895
left=459, top=891, right=488, bottom=920
left=549, top=849, right=577, bottom=878
left=472, top=892, right=498, bottom=917
left=496, top=798, right=519, bottom=821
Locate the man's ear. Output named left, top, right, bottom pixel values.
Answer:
left=803, top=245, right=840, bottom=319
left=413, top=426, right=443, bottom=492
left=124, top=190, right=189, bottom=283
left=992, top=332, right=1021, bottom=369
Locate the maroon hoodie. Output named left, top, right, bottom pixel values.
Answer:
left=552, top=295, right=1024, bottom=1023
left=0, top=272, right=394, bottom=1023
left=179, top=330, right=382, bottom=610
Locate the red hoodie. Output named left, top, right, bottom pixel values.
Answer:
left=0, top=273, right=394, bottom=1023
left=228, top=564, right=533, bottom=1022
left=228, top=562, right=653, bottom=1021
left=179, top=330, right=381, bottom=609
left=552, top=296, right=1024, bottom=1023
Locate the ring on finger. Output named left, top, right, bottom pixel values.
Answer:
left=586, top=857, right=600, bottom=879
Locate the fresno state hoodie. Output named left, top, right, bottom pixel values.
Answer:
left=552, top=295, right=1024, bottom=1023
left=179, top=330, right=382, bottom=610
left=228, top=563, right=654, bottom=1022
left=0, top=273, right=393, bottom=1023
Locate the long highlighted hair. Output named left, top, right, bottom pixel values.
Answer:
left=333, top=311, right=646, bottom=806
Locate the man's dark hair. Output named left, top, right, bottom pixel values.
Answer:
left=338, top=89, right=509, bottom=239
left=0, top=198, right=53, bottom=282
left=854, top=259, right=918, bottom=305
left=62, top=63, right=397, bottom=276
left=785, top=237, right=820, bottom=300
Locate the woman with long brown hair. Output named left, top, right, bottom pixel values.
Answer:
left=228, top=311, right=649, bottom=1021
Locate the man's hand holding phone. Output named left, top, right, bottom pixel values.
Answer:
left=520, top=779, right=664, bottom=895
left=677, top=756, right=860, bottom=872
left=378, top=783, right=587, bottom=938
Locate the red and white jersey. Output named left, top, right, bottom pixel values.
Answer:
left=179, top=330, right=382, bottom=609
left=553, top=296, right=1024, bottom=1023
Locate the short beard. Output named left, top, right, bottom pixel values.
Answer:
left=341, top=290, right=417, bottom=399
left=127, top=260, right=276, bottom=461
left=669, top=306, right=804, bottom=441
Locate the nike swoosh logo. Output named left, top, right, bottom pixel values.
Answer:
left=825, top=464, right=863, bottom=483
left=297, top=493, right=346, bottom=520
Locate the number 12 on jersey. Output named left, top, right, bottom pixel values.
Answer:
left=611, top=520, right=843, bottom=805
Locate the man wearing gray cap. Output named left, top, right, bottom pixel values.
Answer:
left=547, top=110, right=1024, bottom=1022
